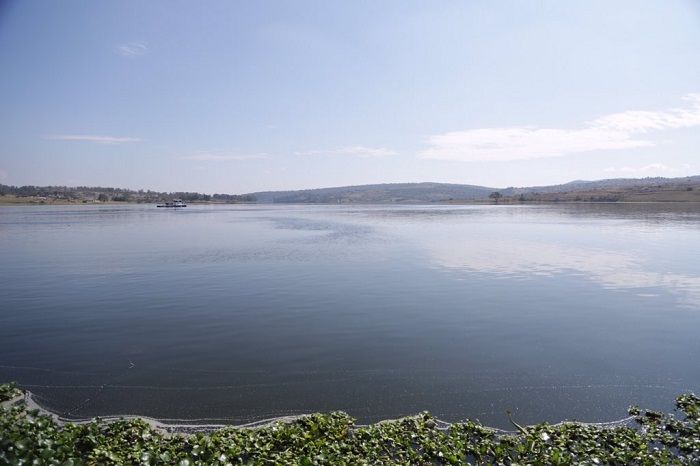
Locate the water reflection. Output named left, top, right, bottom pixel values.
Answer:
left=427, top=238, right=700, bottom=307
left=1, top=203, right=700, bottom=427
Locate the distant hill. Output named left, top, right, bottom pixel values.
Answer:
left=3, top=175, right=700, bottom=205
left=247, top=176, right=700, bottom=203
left=498, top=175, right=700, bottom=203
left=500, top=175, right=700, bottom=196
left=249, top=182, right=497, bottom=203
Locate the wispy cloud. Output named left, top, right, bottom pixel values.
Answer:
left=179, top=151, right=271, bottom=161
left=593, top=96, right=700, bottom=132
left=419, top=94, right=700, bottom=162
left=296, top=146, right=398, bottom=158
left=0, top=169, right=8, bottom=181
left=44, top=134, right=141, bottom=145
left=603, top=163, right=682, bottom=175
left=116, top=42, right=148, bottom=57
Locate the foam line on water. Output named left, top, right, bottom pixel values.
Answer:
left=3, top=389, right=638, bottom=435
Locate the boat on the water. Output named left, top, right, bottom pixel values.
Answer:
left=157, top=199, right=187, bottom=208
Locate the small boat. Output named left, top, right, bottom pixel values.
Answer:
left=157, top=199, right=187, bottom=208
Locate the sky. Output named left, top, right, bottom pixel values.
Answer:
left=1, top=0, right=699, bottom=194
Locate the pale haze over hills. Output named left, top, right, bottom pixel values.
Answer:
left=1, top=1, right=699, bottom=192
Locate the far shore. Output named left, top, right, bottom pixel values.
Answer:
left=0, top=195, right=251, bottom=206
left=2, top=194, right=700, bottom=206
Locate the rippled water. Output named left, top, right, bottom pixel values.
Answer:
left=1, top=203, right=699, bottom=428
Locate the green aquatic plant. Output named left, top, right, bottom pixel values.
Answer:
left=0, top=383, right=21, bottom=403
left=1, top=383, right=699, bottom=465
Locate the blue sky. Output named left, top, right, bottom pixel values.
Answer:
left=1, top=0, right=699, bottom=193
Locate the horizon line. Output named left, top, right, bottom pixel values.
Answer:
left=2, top=173, right=699, bottom=196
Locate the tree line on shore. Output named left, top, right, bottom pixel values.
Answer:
left=0, top=184, right=256, bottom=203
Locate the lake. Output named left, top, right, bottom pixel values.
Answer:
left=1, top=203, right=699, bottom=428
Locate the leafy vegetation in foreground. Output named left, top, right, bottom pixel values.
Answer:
left=1, top=384, right=699, bottom=465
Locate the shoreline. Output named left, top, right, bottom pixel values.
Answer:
left=4, top=387, right=635, bottom=435
left=2, top=198, right=700, bottom=207
left=2, top=384, right=698, bottom=463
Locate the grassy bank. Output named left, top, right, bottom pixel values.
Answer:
left=1, top=384, right=699, bottom=465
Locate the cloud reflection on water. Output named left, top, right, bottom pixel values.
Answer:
left=427, top=238, right=700, bottom=307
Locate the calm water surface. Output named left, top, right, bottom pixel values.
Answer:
left=1, top=203, right=699, bottom=428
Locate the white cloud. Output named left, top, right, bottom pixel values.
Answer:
left=179, top=151, right=270, bottom=161
left=419, top=94, right=700, bottom=162
left=592, top=94, right=700, bottom=132
left=420, top=127, right=651, bottom=162
left=0, top=169, right=8, bottom=181
left=603, top=163, right=679, bottom=175
left=296, top=146, right=398, bottom=158
left=44, top=134, right=141, bottom=144
left=116, top=42, right=148, bottom=57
